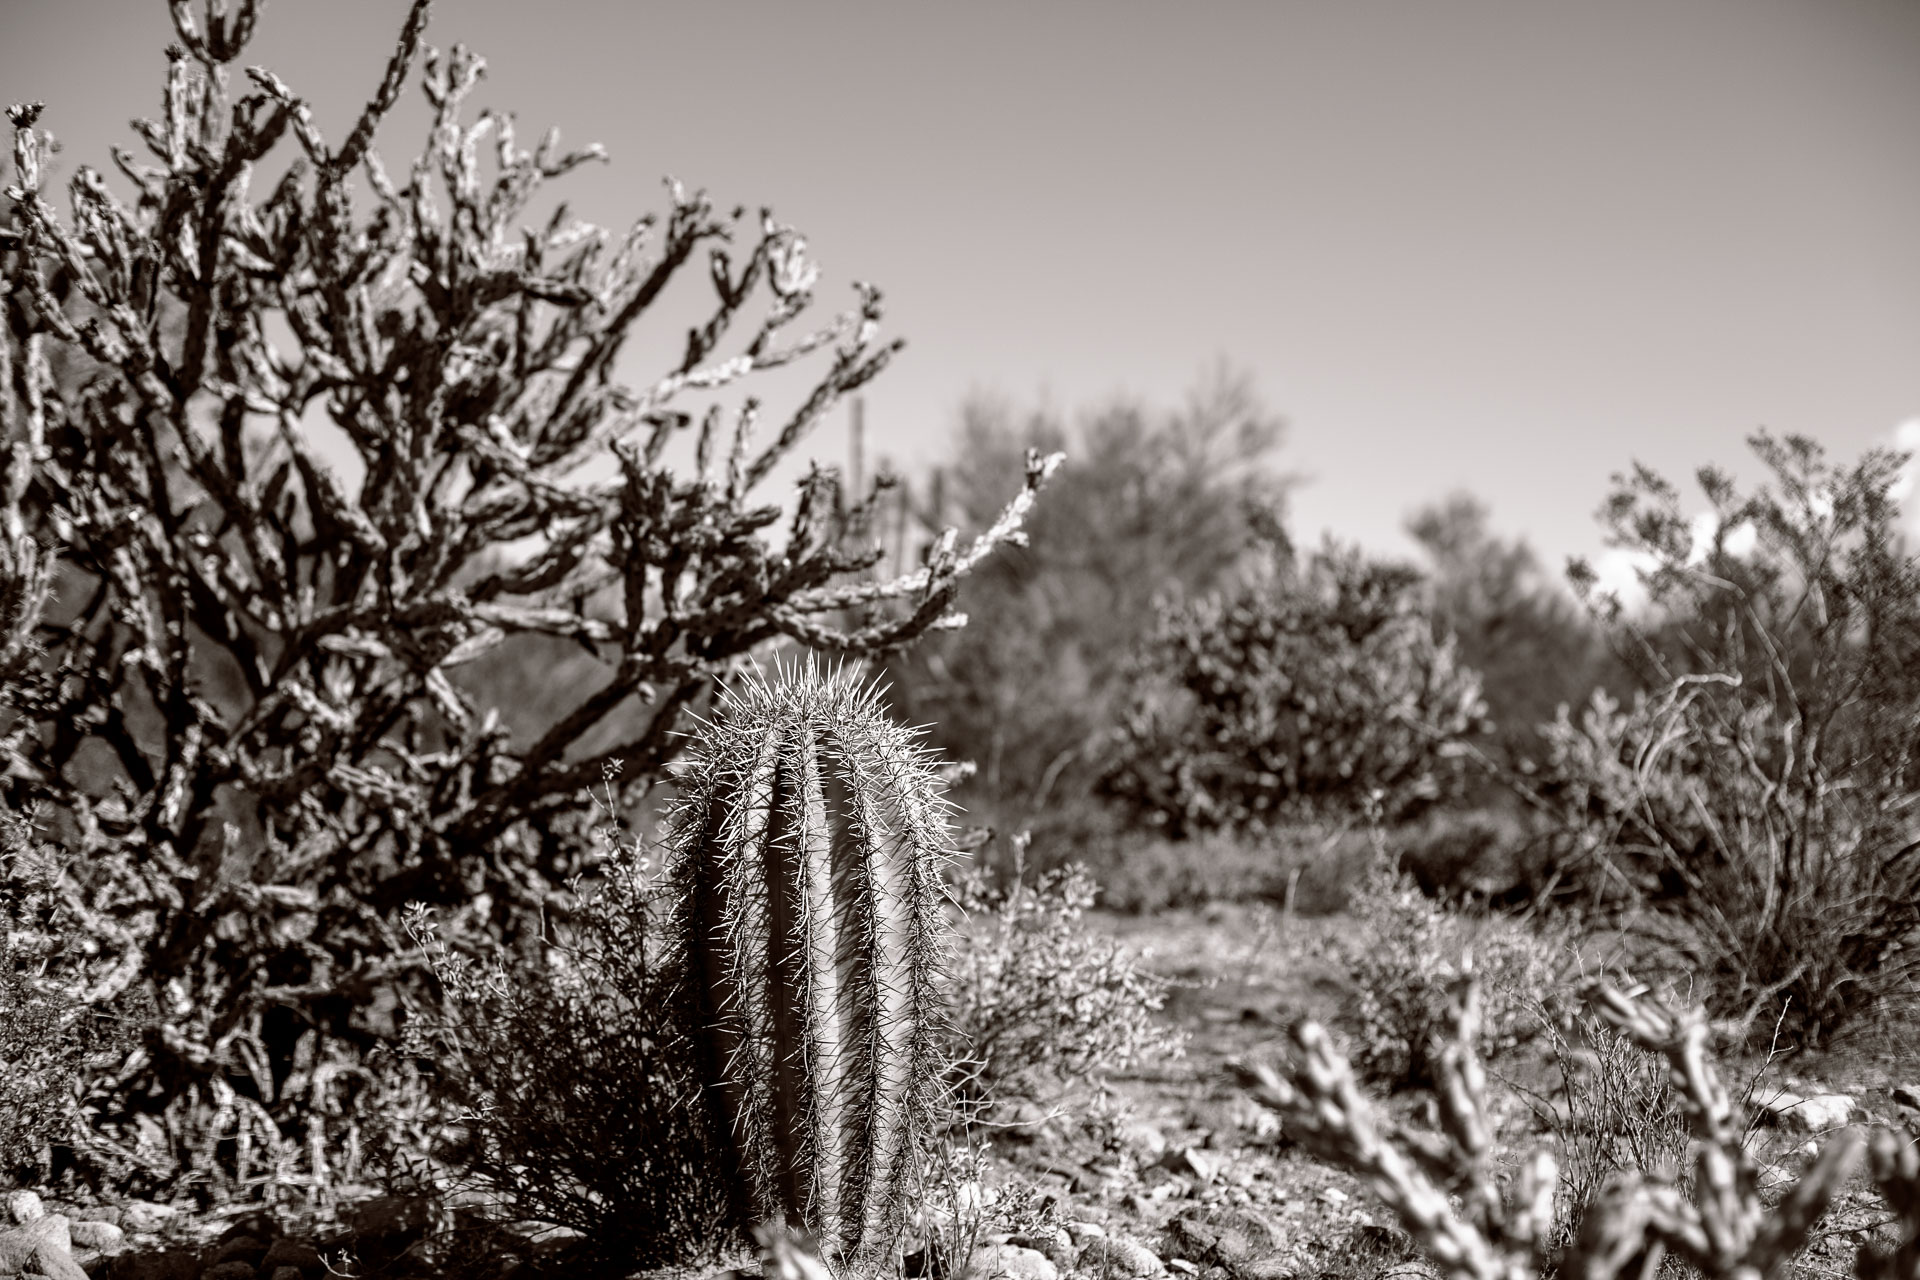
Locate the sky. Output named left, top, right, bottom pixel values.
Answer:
left=6, top=0, right=1919, bottom=596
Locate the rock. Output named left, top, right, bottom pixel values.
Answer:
left=1316, top=1188, right=1348, bottom=1207
left=0, top=1217, right=84, bottom=1280
left=1167, top=1263, right=1199, bottom=1277
left=1075, top=1235, right=1165, bottom=1278
left=210, top=1238, right=264, bottom=1269
left=1159, top=1148, right=1218, bottom=1184
left=68, top=1224, right=123, bottom=1254
left=1066, top=1222, right=1107, bottom=1247
left=255, top=1242, right=319, bottom=1277
left=1116, top=1119, right=1169, bottom=1160
left=269, top=1268, right=304, bottom=1280
left=0, top=1217, right=73, bottom=1268
left=1756, top=1163, right=1795, bottom=1192
left=1162, top=1208, right=1279, bottom=1271
left=962, top=1244, right=1058, bottom=1280
left=199, top=1263, right=260, bottom=1280
left=1232, top=1262, right=1295, bottom=1280
left=1891, top=1084, right=1920, bottom=1112
left=1008, top=1230, right=1076, bottom=1268
left=344, top=1196, right=428, bottom=1242
left=8, top=1195, right=45, bottom=1227
left=117, top=1205, right=179, bottom=1236
left=1756, top=1090, right=1855, bottom=1132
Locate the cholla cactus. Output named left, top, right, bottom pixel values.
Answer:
left=1236, top=980, right=1920, bottom=1280
left=666, top=660, right=954, bottom=1271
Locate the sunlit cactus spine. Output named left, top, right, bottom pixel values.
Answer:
left=666, top=659, right=954, bottom=1271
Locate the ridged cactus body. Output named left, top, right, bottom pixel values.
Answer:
left=668, top=662, right=952, bottom=1268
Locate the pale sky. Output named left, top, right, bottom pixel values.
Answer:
left=7, top=0, right=1919, bottom=586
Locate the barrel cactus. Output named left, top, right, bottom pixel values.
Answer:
left=666, top=660, right=955, bottom=1269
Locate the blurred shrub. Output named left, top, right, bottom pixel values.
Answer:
left=948, top=841, right=1185, bottom=1105
left=1104, top=540, right=1486, bottom=837
left=1325, top=858, right=1563, bottom=1087
left=885, top=369, right=1290, bottom=834
left=1547, top=432, right=1920, bottom=1047
left=1406, top=492, right=1616, bottom=772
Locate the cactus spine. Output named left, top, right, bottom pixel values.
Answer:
left=667, top=660, right=953, bottom=1269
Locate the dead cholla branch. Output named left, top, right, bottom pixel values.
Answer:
left=1236, top=980, right=1920, bottom=1280
left=0, top=0, right=1055, bottom=1191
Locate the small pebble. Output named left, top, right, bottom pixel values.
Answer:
left=7, top=1193, right=45, bottom=1226
left=201, top=1261, right=263, bottom=1280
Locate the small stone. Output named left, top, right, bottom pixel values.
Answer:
left=255, top=1242, right=318, bottom=1277
left=962, top=1244, right=1058, bottom=1280
left=117, top=1205, right=179, bottom=1236
left=269, top=1268, right=304, bottom=1280
left=1159, top=1148, right=1218, bottom=1184
left=1892, top=1084, right=1920, bottom=1112
left=1075, top=1235, right=1165, bottom=1278
left=200, top=1263, right=261, bottom=1280
left=1167, top=1262, right=1199, bottom=1276
left=8, top=1194, right=45, bottom=1227
left=68, top=1223, right=123, bottom=1254
left=1066, top=1222, right=1107, bottom=1247
left=1162, top=1208, right=1279, bottom=1270
left=1008, top=1230, right=1076, bottom=1268
left=1116, top=1119, right=1169, bottom=1160
left=1757, top=1163, right=1795, bottom=1192
left=1234, top=1262, right=1296, bottom=1280
left=1316, top=1188, right=1348, bottom=1207
left=211, top=1238, right=265, bottom=1269
left=1755, top=1089, right=1855, bottom=1132
left=0, top=1216, right=73, bottom=1269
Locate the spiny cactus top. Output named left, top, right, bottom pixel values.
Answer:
left=666, top=659, right=954, bottom=1271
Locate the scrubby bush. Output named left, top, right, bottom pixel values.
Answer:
left=948, top=838, right=1185, bottom=1105
left=1533, top=1000, right=1692, bottom=1254
left=0, top=0, right=1049, bottom=1186
left=1327, top=857, right=1563, bottom=1087
left=884, top=371, right=1289, bottom=834
left=1104, top=539, right=1486, bottom=836
left=400, top=776, right=733, bottom=1273
left=0, top=803, right=140, bottom=1179
left=1550, top=433, right=1920, bottom=1047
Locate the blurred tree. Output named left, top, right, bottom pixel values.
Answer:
left=1406, top=492, right=1612, bottom=770
left=884, top=367, right=1292, bottom=829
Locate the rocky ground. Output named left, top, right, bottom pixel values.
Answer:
left=3, top=901, right=1915, bottom=1280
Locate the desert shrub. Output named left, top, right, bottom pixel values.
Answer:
left=1533, top=1001, right=1692, bottom=1254
left=1548, top=433, right=1920, bottom=1046
left=0, top=0, right=1049, bottom=1186
left=1407, top=492, right=1615, bottom=773
left=1328, top=858, right=1563, bottom=1087
left=948, top=839, right=1185, bottom=1105
left=0, top=804, right=132, bottom=1179
left=1105, top=539, right=1486, bottom=837
left=883, top=371, right=1290, bottom=832
left=401, top=773, right=734, bottom=1272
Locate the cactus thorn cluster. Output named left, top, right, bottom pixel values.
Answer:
left=667, top=657, right=956, bottom=1270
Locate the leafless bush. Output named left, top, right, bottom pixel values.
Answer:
left=947, top=836, right=1185, bottom=1106
left=1546, top=434, right=1920, bottom=1046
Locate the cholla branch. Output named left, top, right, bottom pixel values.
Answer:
left=1237, top=982, right=1891, bottom=1280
